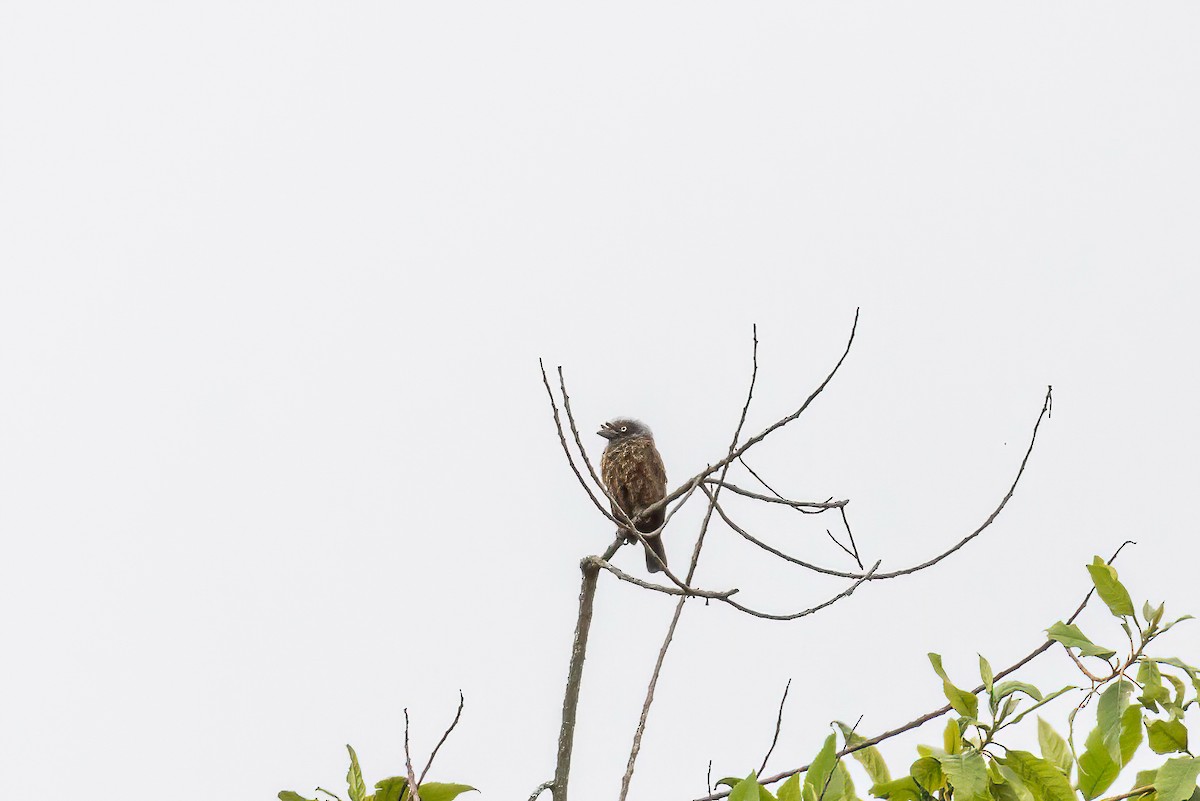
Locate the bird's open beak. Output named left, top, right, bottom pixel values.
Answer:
left=597, top=423, right=618, bottom=440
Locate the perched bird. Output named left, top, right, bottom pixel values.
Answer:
left=597, top=418, right=669, bottom=573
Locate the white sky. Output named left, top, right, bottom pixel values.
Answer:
left=2, top=4, right=1198, bottom=800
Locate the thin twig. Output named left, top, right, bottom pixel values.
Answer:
left=825, top=527, right=860, bottom=564
left=839, top=507, right=864, bottom=571
left=588, top=557, right=738, bottom=599
left=639, top=310, right=859, bottom=520
left=720, top=560, right=880, bottom=620
left=539, top=359, right=621, bottom=527
left=403, top=709, right=422, bottom=801
left=707, top=761, right=713, bottom=797
left=418, top=691, right=465, bottom=785
left=708, top=477, right=847, bottom=511
left=708, top=386, right=1054, bottom=582
left=758, top=679, right=792, bottom=775
left=693, top=541, right=1136, bottom=800
left=1098, top=786, right=1155, bottom=801
left=556, top=366, right=633, bottom=530
left=619, top=323, right=765, bottom=801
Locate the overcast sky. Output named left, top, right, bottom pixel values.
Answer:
left=2, top=4, right=1199, bottom=800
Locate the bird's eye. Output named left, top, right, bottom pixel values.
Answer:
left=620, top=426, right=628, bottom=432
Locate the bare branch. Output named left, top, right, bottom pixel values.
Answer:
left=619, top=323, right=765, bottom=801
left=557, top=366, right=633, bottom=531
left=839, top=507, right=864, bottom=570
left=825, top=527, right=860, bottom=565
left=552, top=537, right=622, bottom=801
left=588, top=556, right=739, bottom=599
left=694, top=541, right=1137, bottom=800
left=720, top=560, right=880, bottom=621
left=539, top=359, right=621, bottom=527
left=703, top=479, right=847, bottom=511
left=708, top=385, right=1054, bottom=582
left=418, top=690, right=465, bottom=786
left=404, top=709, right=422, bottom=801
left=758, top=678, right=792, bottom=775
left=528, top=780, right=554, bottom=801
left=1098, top=786, right=1155, bottom=801
left=641, top=308, right=859, bottom=520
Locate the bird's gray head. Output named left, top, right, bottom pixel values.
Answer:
left=597, top=418, right=653, bottom=442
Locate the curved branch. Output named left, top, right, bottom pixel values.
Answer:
left=719, top=560, right=880, bottom=620
left=588, top=557, right=738, bottom=599
left=708, top=385, right=1055, bottom=582
left=539, top=359, right=621, bottom=527
left=703, top=480, right=847, bottom=510
left=528, top=780, right=554, bottom=801
left=640, top=309, right=859, bottom=520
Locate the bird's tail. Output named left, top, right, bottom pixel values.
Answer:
left=643, top=535, right=668, bottom=574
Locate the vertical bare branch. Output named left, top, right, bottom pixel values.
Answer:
left=403, top=709, right=422, bottom=801
left=552, top=533, right=624, bottom=801
left=619, top=324, right=762, bottom=801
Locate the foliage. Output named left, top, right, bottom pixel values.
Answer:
left=278, top=744, right=476, bottom=801
left=720, top=558, right=1199, bottom=801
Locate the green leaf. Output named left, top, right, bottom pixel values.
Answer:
left=1158, top=617, right=1196, bottom=638
left=779, top=774, right=803, bottom=801
left=1086, top=556, right=1136, bottom=618
left=869, top=777, right=925, bottom=801
left=995, top=764, right=1036, bottom=801
left=1037, top=717, right=1072, bottom=779
left=995, top=681, right=1045, bottom=703
left=1006, top=686, right=1077, bottom=730
left=928, top=654, right=979, bottom=720
left=1100, top=682, right=1135, bottom=761
left=997, top=751, right=1075, bottom=801
left=1141, top=662, right=1171, bottom=711
left=980, top=655, right=995, bottom=696
left=371, top=778, right=408, bottom=801
left=1121, top=704, right=1144, bottom=763
left=1155, top=757, right=1200, bottom=801
left=944, top=719, right=963, bottom=755
left=1077, top=743, right=1120, bottom=800
left=936, top=750, right=989, bottom=801
left=806, top=735, right=851, bottom=801
left=1148, top=720, right=1190, bottom=754
left=279, top=793, right=318, bottom=801
left=346, top=745, right=367, bottom=801
left=1145, top=602, right=1166, bottom=628
left=1045, top=622, right=1118, bottom=660
left=731, top=773, right=763, bottom=801
left=911, top=757, right=946, bottom=794
left=411, top=784, right=477, bottom=801
left=836, top=722, right=891, bottom=786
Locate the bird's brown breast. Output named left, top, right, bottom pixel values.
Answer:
left=600, top=436, right=668, bottom=528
